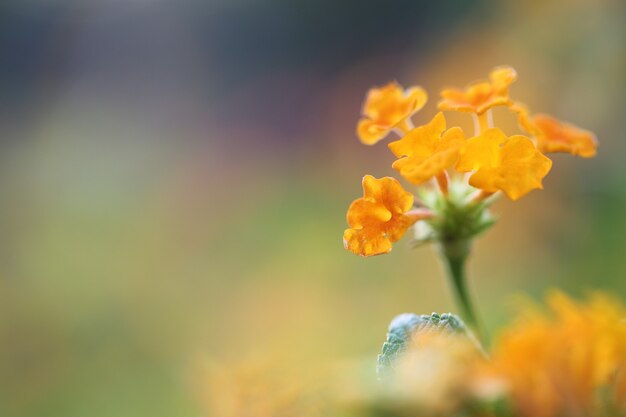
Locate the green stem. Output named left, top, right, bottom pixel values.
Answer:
left=440, top=240, right=488, bottom=348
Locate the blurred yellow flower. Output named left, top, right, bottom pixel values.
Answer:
left=456, top=128, right=552, bottom=200
left=357, top=82, right=428, bottom=145
left=200, top=357, right=325, bottom=417
left=486, top=292, right=626, bottom=417
left=389, top=112, right=465, bottom=185
left=343, top=175, right=427, bottom=257
left=438, top=66, right=517, bottom=115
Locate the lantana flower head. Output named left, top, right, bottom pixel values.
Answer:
left=438, top=66, right=517, bottom=114
left=345, top=66, right=596, bottom=280
left=357, top=82, right=428, bottom=145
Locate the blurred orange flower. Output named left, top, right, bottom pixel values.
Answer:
left=357, top=82, right=427, bottom=145
left=513, top=104, right=598, bottom=158
left=438, top=66, right=517, bottom=115
left=388, top=112, right=465, bottom=185
left=486, top=292, right=626, bottom=417
left=343, top=175, right=426, bottom=257
left=456, top=128, right=552, bottom=200
left=531, top=114, right=598, bottom=158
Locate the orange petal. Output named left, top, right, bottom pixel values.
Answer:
left=346, top=198, right=391, bottom=228
left=404, top=86, right=428, bottom=115
left=357, top=118, right=391, bottom=145
left=533, top=114, right=598, bottom=158
left=357, top=82, right=428, bottom=145
left=511, top=102, right=540, bottom=136
left=343, top=175, right=418, bottom=256
left=343, top=227, right=391, bottom=257
left=438, top=86, right=482, bottom=113
left=438, top=66, right=517, bottom=114
left=385, top=213, right=420, bottom=242
left=362, top=82, right=405, bottom=120
left=489, top=66, right=518, bottom=90
left=361, top=175, right=414, bottom=214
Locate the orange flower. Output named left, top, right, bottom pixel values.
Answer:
left=532, top=114, right=598, bottom=158
left=388, top=112, right=465, bottom=185
left=456, top=128, right=552, bottom=200
left=357, top=82, right=428, bottom=145
left=438, top=66, right=517, bottom=115
left=343, top=175, right=425, bottom=257
left=486, top=292, right=626, bottom=417
left=513, top=105, right=598, bottom=158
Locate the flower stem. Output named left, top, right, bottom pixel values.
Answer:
left=472, top=110, right=493, bottom=136
left=440, top=240, right=488, bottom=348
left=394, top=118, right=414, bottom=136
left=435, top=171, right=449, bottom=195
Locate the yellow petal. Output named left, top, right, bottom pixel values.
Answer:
left=496, top=135, right=552, bottom=200
left=460, top=131, right=552, bottom=200
left=437, top=126, right=466, bottom=151
left=456, top=128, right=507, bottom=172
left=392, top=126, right=465, bottom=185
left=388, top=112, right=446, bottom=158
left=393, top=148, right=458, bottom=185
left=468, top=167, right=500, bottom=193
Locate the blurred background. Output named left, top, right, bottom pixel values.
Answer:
left=0, top=0, right=625, bottom=415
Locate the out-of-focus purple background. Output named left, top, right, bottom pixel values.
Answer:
left=0, top=1, right=625, bottom=416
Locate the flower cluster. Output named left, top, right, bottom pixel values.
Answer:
left=345, top=66, right=598, bottom=257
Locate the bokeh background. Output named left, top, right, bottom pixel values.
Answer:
left=0, top=0, right=625, bottom=416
